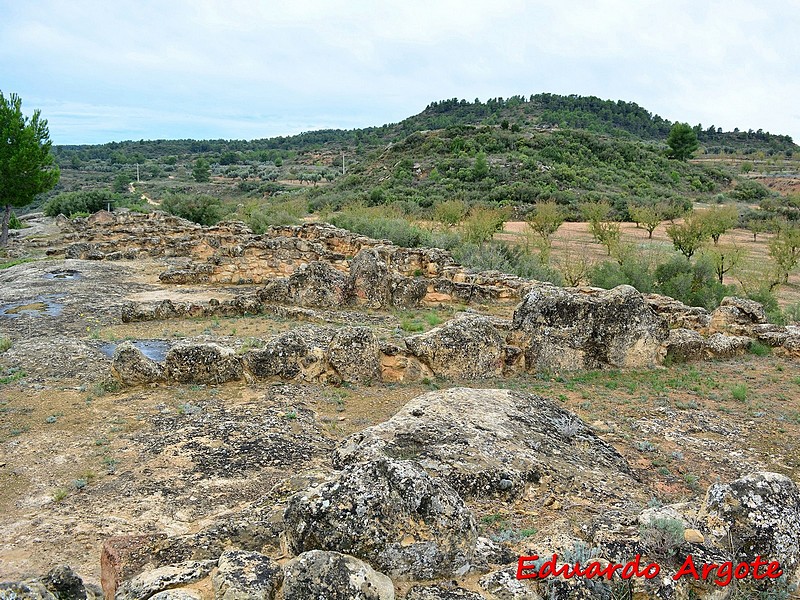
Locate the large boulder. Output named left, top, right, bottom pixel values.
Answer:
left=709, top=296, right=767, bottom=335
left=405, top=314, right=505, bottom=379
left=164, top=343, right=243, bottom=384
left=512, top=284, right=668, bottom=371
left=703, top=333, right=751, bottom=359
left=212, top=550, right=283, bottom=600
left=283, top=458, right=478, bottom=579
left=282, top=550, right=394, bottom=600
left=244, top=327, right=334, bottom=382
left=664, top=328, right=705, bottom=363
left=334, top=388, right=633, bottom=501
left=113, top=561, right=215, bottom=600
left=326, top=327, right=381, bottom=383
left=111, top=342, right=165, bottom=385
left=699, top=472, right=800, bottom=574
left=284, top=261, right=351, bottom=308
left=348, top=248, right=392, bottom=309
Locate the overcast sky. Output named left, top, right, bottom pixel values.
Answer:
left=2, top=0, right=798, bottom=145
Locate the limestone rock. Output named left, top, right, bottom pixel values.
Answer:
left=114, top=561, right=215, bottom=600
left=404, top=583, right=484, bottom=599
left=0, top=581, right=58, bottom=600
left=41, top=565, right=92, bottom=600
left=111, top=341, right=165, bottom=385
left=664, top=328, right=705, bottom=363
left=245, top=327, right=333, bottom=382
left=478, top=567, right=539, bottom=600
left=405, top=314, right=505, bottom=379
left=286, top=261, right=350, bottom=308
left=326, top=327, right=381, bottom=383
left=389, top=275, right=427, bottom=308
left=164, top=343, right=243, bottom=384
left=283, top=458, right=477, bottom=579
left=709, top=296, right=767, bottom=335
left=699, top=472, right=800, bottom=573
left=683, top=529, right=704, bottom=544
left=148, top=592, right=200, bottom=600
left=513, top=285, right=667, bottom=371
left=703, top=333, right=751, bottom=359
left=282, top=550, right=394, bottom=600
left=334, top=388, right=632, bottom=500
left=348, top=248, right=392, bottom=309
left=101, top=534, right=169, bottom=600
left=212, top=550, right=282, bottom=600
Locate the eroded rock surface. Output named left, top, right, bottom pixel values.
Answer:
left=699, top=472, right=800, bottom=573
left=212, top=550, right=283, bottom=600
left=405, top=314, right=505, bottom=379
left=282, top=550, right=394, bottom=600
left=513, top=285, right=668, bottom=371
left=334, top=388, right=633, bottom=502
left=283, top=458, right=478, bottom=579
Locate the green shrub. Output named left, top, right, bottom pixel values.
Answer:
left=654, top=255, right=731, bottom=309
left=9, top=212, right=24, bottom=229
left=639, top=517, right=685, bottom=560
left=0, top=336, right=10, bottom=353
left=329, top=209, right=431, bottom=247
left=748, top=341, right=771, bottom=357
left=452, top=242, right=564, bottom=285
left=747, top=288, right=786, bottom=325
left=244, top=197, right=308, bottom=233
left=731, top=384, right=748, bottom=402
left=160, top=193, right=228, bottom=225
left=45, top=190, right=122, bottom=217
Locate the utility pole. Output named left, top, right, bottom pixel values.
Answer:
left=136, top=163, right=140, bottom=183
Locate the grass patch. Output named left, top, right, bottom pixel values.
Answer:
left=0, top=258, right=34, bottom=270
left=0, top=368, right=26, bottom=385
left=731, top=384, right=748, bottom=402
left=748, top=341, right=772, bottom=357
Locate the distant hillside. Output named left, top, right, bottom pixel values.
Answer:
left=53, top=93, right=797, bottom=164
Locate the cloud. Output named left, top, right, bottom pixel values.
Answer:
left=1, top=0, right=797, bottom=144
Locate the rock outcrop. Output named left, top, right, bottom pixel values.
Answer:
left=283, top=458, right=478, bottom=580
left=111, top=341, right=165, bottom=385
left=282, top=550, right=394, bottom=600
left=699, top=472, right=800, bottom=574
left=334, top=388, right=633, bottom=501
left=513, top=285, right=668, bottom=371
left=164, top=342, right=244, bottom=384
left=213, top=550, right=283, bottom=600
left=404, top=314, right=506, bottom=379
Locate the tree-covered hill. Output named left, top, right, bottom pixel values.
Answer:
left=52, top=93, right=797, bottom=167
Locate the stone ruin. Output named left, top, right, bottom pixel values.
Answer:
left=5, top=210, right=797, bottom=599
left=46, top=212, right=792, bottom=387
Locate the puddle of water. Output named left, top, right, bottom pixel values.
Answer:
left=99, top=340, right=171, bottom=363
left=1, top=298, right=64, bottom=318
left=44, top=269, right=81, bottom=280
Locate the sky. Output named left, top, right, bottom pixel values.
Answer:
left=1, top=0, right=798, bottom=146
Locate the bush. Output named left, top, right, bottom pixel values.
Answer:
left=244, top=197, right=308, bottom=233
left=45, top=190, right=122, bottom=217
left=654, top=255, right=731, bottom=309
left=452, top=242, right=563, bottom=285
left=8, top=212, right=24, bottom=229
left=0, top=336, right=11, bottom=353
left=160, top=193, right=227, bottom=225
left=329, top=208, right=431, bottom=247
left=639, top=517, right=684, bottom=560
